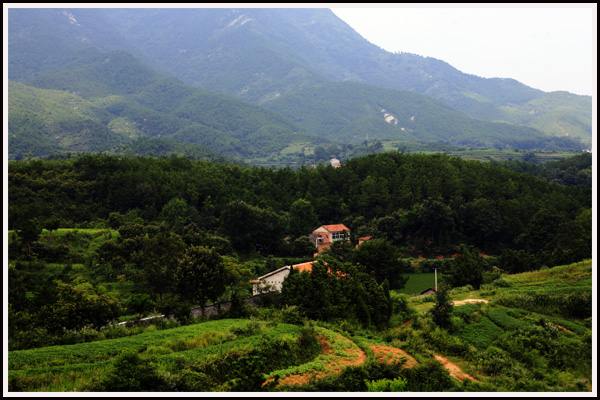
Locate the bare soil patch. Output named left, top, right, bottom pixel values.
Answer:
left=433, top=354, right=480, bottom=383
left=453, top=298, right=489, bottom=306
left=368, top=345, right=418, bottom=368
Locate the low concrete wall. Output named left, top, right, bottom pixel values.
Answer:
left=190, top=293, right=270, bottom=318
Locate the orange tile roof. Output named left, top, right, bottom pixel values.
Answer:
left=320, top=224, right=350, bottom=232
left=292, top=261, right=347, bottom=278
left=292, top=261, right=316, bottom=273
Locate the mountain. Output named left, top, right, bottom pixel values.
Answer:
left=7, top=8, right=152, bottom=81
left=7, top=7, right=591, bottom=161
left=97, top=8, right=592, bottom=146
left=263, top=81, right=577, bottom=150
left=8, top=51, right=330, bottom=160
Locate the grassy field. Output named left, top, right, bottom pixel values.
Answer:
left=395, top=273, right=440, bottom=295
left=380, top=141, right=582, bottom=164
left=8, top=319, right=306, bottom=391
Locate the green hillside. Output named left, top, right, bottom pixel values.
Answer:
left=7, top=260, right=592, bottom=392
left=8, top=81, right=129, bottom=156
left=8, top=51, right=330, bottom=161
left=8, top=8, right=592, bottom=154
left=264, top=81, right=583, bottom=150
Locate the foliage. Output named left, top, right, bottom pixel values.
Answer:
left=365, top=376, right=408, bottom=392
left=175, top=246, right=228, bottom=317
left=93, top=349, right=168, bottom=391
left=429, top=286, right=454, bottom=329
left=281, top=261, right=393, bottom=329
left=8, top=152, right=591, bottom=260
left=351, top=238, right=409, bottom=289
left=446, top=245, right=485, bottom=289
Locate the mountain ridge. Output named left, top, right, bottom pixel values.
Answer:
left=7, top=7, right=592, bottom=162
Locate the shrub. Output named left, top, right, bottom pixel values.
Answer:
left=365, top=377, right=408, bottom=392
left=229, top=320, right=263, bottom=337
left=94, top=349, right=168, bottom=391
left=400, top=358, right=456, bottom=392
left=225, top=355, right=276, bottom=392
left=429, top=287, right=454, bottom=328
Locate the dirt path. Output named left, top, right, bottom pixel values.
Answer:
left=266, top=328, right=482, bottom=387
left=453, top=298, right=489, bottom=306
left=433, top=354, right=480, bottom=383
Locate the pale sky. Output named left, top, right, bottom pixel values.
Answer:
left=331, top=4, right=596, bottom=97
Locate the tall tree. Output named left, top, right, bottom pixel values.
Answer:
left=351, top=238, right=408, bottom=289
left=175, top=246, right=228, bottom=319
left=429, top=286, right=454, bottom=329
left=288, top=198, right=319, bottom=239
left=447, top=244, right=484, bottom=289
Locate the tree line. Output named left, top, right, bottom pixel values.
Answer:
left=9, top=152, right=591, bottom=260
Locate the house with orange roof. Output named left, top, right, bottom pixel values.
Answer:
left=309, top=224, right=350, bottom=254
left=250, top=260, right=346, bottom=295
left=250, top=261, right=317, bottom=295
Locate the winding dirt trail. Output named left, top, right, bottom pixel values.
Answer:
left=453, top=298, right=490, bottom=306
left=265, top=326, right=482, bottom=388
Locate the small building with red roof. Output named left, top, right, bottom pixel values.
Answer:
left=309, top=224, right=350, bottom=254
left=250, top=260, right=346, bottom=295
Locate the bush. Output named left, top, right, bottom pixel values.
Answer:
left=365, top=377, right=408, bottom=392
left=400, top=358, right=456, bottom=392
left=94, top=349, right=168, bottom=391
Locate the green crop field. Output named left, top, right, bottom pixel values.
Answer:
left=396, top=273, right=440, bottom=295
left=8, top=319, right=309, bottom=391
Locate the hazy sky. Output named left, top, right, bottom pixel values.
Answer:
left=331, top=4, right=596, bottom=96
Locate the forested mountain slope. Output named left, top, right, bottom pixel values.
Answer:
left=8, top=48, right=583, bottom=162
left=8, top=51, right=330, bottom=160
left=99, top=8, right=592, bottom=145
left=263, top=81, right=579, bottom=150
left=9, top=152, right=591, bottom=262
left=8, top=7, right=592, bottom=150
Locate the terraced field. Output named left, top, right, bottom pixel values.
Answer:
left=8, top=260, right=592, bottom=392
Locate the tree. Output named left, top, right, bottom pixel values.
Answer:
left=414, top=198, right=455, bottom=248
left=159, top=197, right=190, bottom=233
left=96, top=349, right=167, bottom=391
left=498, top=248, right=538, bottom=274
left=175, top=246, right=228, bottom=319
left=222, top=256, right=253, bottom=317
left=447, top=244, right=484, bottom=289
left=44, top=216, right=61, bottom=236
left=288, top=198, right=319, bottom=239
left=219, top=200, right=286, bottom=254
left=43, top=281, right=123, bottom=333
left=321, top=237, right=355, bottom=263
left=351, top=238, right=408, bottom=289
left=429, top=286, right=454, bottom=329
left=290, top=236, right=317, bottom=257
left=17, top=218, right=42, bottom=257
left=126, top=293, right=154, bottom=326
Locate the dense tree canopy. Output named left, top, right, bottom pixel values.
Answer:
left=8, top=152, right=591, bottom=263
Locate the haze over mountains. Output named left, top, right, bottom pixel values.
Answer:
left=7, top=7, right=592, bottom=163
